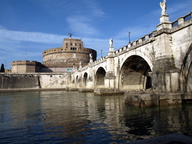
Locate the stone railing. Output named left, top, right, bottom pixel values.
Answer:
left=172, top=12, right=192, bottom=28
left=114, top=31, right=155, bottom=56
left=93, top=56, right=107, bottom=65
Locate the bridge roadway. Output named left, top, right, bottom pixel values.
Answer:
left=69, top=12, right=192, bottom=106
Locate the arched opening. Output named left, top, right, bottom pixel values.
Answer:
left=146, top=76, right=152, bottom=89
left=187, top=63, right=192, bottom=92
left=95, top=67, right=106, bottom=87
left=83, top=72, right=88, bottom=86
left=76, top=75, right=79, bottom=83
left=120, top=55, right=152, bottom=91
left=181, top=43, right=192, bottom=93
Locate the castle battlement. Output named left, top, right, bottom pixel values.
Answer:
left=11, top=60, right=41, bottom=65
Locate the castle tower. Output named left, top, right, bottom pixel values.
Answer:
left=42, top=38, right=97, bottom=72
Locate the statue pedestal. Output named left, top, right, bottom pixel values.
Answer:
left=160, top=14, right=169, bottom=23
left=157, top=15, right=171, bottom=31
left=109, top=46, right=114, bottom=52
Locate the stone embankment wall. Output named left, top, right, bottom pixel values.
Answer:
left=0, top=73, right=69, bottom=90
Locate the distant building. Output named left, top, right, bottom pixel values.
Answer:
left=11, top=38, right=97, bottom=73
left=42, top=38, right=97, bottom=72
left=11, top=60, right=42, bottom=73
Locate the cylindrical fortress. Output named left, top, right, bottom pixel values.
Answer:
left=42, top=38, right=97, bottom=72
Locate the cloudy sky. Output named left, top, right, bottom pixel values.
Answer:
left=0, top=0, right=191, bottom=69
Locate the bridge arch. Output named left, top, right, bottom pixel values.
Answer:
left=83, top=72, right=88, bottom=86
left=95, top=67, right=106, bottom=87
left=75, top=75, right=79, bottom=83
left=120, top=51, right=153, bottom=71
left=181, top=43, right=192, bottom=92
left=119, top=55, right=152, bottom=91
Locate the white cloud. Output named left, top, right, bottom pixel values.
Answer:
left=168, top=0, right=192, bottom=14
left=0, top=25, right=7, bottom=30
left=0, top=28, right=65, bottom=44
left=82, top=0, right=105, bottom=17
left=66, top=16, right=100, bottom=37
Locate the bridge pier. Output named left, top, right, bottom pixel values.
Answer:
left=105, top=71, right=116, bottom=89
left=124, top=92, right=191, bottom=107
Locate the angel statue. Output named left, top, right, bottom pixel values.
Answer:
left=89, top=53, right=93, bottom=63
left=68, top=33, right=72, bottom=39
left=160, top=0, right=167, bottom=16
left=109, top=38, right=113, bottom=47
left=89, top=53, right=92, bottom=59
left=79, top=61, right=82, bottom=69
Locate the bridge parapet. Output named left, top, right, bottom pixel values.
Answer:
left=171, top=12, right=192, bottom=33
left=80, top=65, right=89, bottom=71
left=92, top=56, right=107, bottom=66
left=114, top=32, right=155, bottom=57
left=172, top=12, right=192, bottom=28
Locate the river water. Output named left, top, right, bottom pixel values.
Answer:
left=0, top=91, right=192, bottom=143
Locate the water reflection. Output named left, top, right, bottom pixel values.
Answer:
left=0, top=91, right=192, bottom=143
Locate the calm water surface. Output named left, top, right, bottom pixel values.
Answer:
left=0, top=91, right=192, bottom=143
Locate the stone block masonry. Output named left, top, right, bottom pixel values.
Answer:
left=0, top=73, right=70, bottom=90
left=0, top=74, right=40, bottom=89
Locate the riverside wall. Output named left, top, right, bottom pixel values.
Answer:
left=0, top=73, right=70, bottom=90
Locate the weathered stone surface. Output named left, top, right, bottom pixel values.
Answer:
left=0, top=73, right=68, bottom=90
left=0, top=74, right=40, bottom=89
left=124, top=92, right=159, bottom=107
left=78, top=88, right=94, bottom=92
left=94, top=88, right=124, bottom=96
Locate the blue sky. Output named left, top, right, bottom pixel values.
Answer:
left=0, top=0, right=191, bottom=69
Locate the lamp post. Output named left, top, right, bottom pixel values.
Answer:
left=128, top=32, right=131, bottom=44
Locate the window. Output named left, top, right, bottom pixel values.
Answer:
left=71, top=47, right=77, bottom=50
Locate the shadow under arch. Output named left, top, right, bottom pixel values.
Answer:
left=83, top=72, right=88, bottom=86
left=76, top=75, right=79, bottom=83
left=119, top=55, right=152, bottom=91
left=180, top=43, right=192, bottom=93
left=95, top=67, right=106, bottom=87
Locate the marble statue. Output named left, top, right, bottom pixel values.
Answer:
left=89, top=53, right=92, bottom=59
left=109, top=38, right=113, bottom=47
left=89, top=53, right=93, bottom=63
left=160, top=0, right=167, bottom=15
left=79, top=61, right=82, bottom=69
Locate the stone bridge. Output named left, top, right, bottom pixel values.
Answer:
left=69, top=12, right=192, bottom=100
